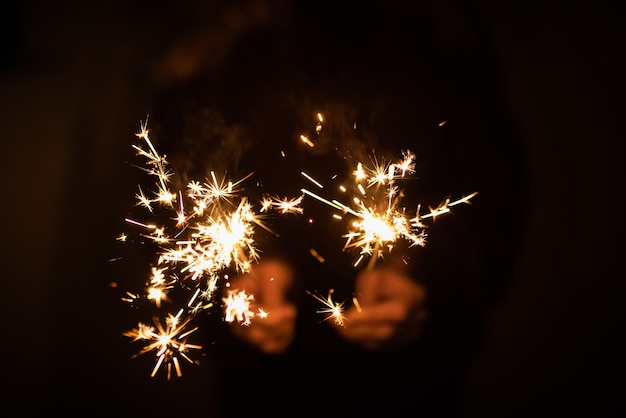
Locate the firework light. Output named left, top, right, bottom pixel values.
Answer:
left=298, top=114, right=477, bottom=322
left=306, top=289, right=347, bottom=326
left=118, top=117, right=301, bottom=378
left=117, top=111, right=477, bottom=374
left=123, top=309, right=202, bottom=380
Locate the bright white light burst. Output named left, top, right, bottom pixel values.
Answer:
left=119, top=117, right=302, bottom=377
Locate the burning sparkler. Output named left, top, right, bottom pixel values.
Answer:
left=301, top=148, right=477, bottom=270
left=298, top=113, right=477, bottom=322
left=119, top=110, right=476, bottom=371
left=307, top=289, right=347, bottom=326
left=119, top=117, right=302, bottom=377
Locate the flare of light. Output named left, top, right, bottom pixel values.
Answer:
left=299, top=117, right=476, bottom=272
left=119, top=117, right=303, bottom=378
left=123, top=310, right=202, bottom=380
left=260, top=194, right=305, bottom=214
left=223, top=289, right=255, bottom=325
left=307, top=289, right=347, bottom=326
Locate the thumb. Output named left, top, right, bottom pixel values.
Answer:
left=251, top=259, right=293, bottom=308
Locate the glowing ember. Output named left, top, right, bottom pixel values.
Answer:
left=307, top=289, right=347, bottom=326
left=223, top=289, right=256, bottom=325
left=123, top=310, right=202, bottom=380
left=301, top=148, right=476, bottom=270
left=298, top=114, right=477, bottom=317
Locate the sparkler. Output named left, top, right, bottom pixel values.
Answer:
left=298, top=114, right=477, bottom=322
left=119, top=117, right=301, bottom=377
left=118, top=110, right=477, bottom=373
left=301, top=148, right=477, bottom=271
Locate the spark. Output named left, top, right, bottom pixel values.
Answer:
left=121, top=291, right=140, bottom=304
left=119, top=117, right=302, bottom=378
left=123, top=310, right=202, bottom=380
left=146, top=286, right=170, bottom=307
left=174, top=191, right=188, bottom=226
left=260, top=194, right=304, bottom=214
left=301, top=148, right=476, bottom=270
left=307, top=289, right=347, bottom=326
left=124, top=218, right=156, bottom=229
left=309, top=248, right=326, bottom=263
left=223, top=289, right=255, bottom=325
left=257, top=308, right=269, bottom=319
left=395, top=150, right=416, bottom=177
left=135, top=185, right=154, bottom=212
left=301, top=188, right=343, bottom=211
left=190, top=198, right=261, bottom=274
left=132, top=119, right=176, bottom=210
left=301, top=171, right=324, bottom=189
left=413, top=192, right=478, bottom=224
left=300, top=134, right=315, bottom=148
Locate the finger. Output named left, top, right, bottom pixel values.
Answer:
left=259, top=303, right=297, bottom=329
left=337, top=300, right=419, bottom=337
left=258, top=306, right=297, bottom=354
left=230, top=303, right=296, bottom=351
left=251, top=260, right=293, bottom=307
left=353, top=269, right=381, bottom=307
left=334, top=319, right=395, bottom=346
left=260, top=340, right=290, bottom=355
left=344, top=300, right=407, bottom=325
left=335, top=308, right=426, bottom=350
left=376, top=270, right=427, bottom=307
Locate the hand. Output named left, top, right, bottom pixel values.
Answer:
left=226, top=259, right=297, bottom=355
left=331, top=266, right=428, bottom=351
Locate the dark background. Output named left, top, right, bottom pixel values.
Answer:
left=1, top=0, right=624, bottom=416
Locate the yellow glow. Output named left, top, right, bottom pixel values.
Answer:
left=308, top=289, right=346, bottom=326
left=300, top=134, right=315, bottom=147
left=223, top=289, right=255, bottom=325
left=300, top=147, right=475, bottom=270
left=124, top=311, right=202, bottom=380
left=121, top=118, right=304, bottom=378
